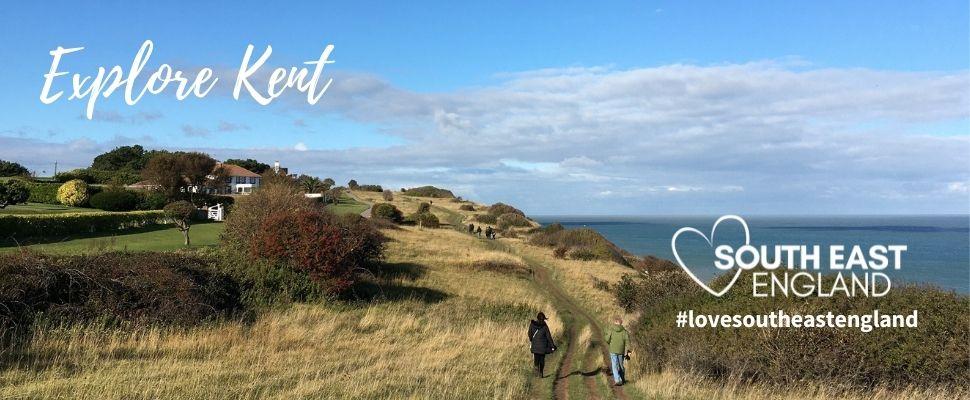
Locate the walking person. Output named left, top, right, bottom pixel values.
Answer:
left=604, top=315, right=630, bottom=385
left=528, top=312, right=556, bottom=378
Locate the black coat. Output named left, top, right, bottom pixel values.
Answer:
left=528, top=320, right=556, bottom=354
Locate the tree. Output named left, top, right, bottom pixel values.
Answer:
left=164, top=200, right=197, bottom=246
left=0, top=160, right=29, bottom=177
left=91, top=145, right=151, bottom=171
left=322, top=177, right=335, bottom=187
left=141, top=152, right=219, bottom=200
left=382, top=189, right=393, bottom=201
left=141, top=153, right=184, bottom=199
left=347, top=179, right=359, bottom=190
left=0, top=179, right=29, bottom=208
left=297, top=175, right=324, bottom=193
left=179, top=152, right=218, bottom=191
left=57, top=179, right=89, bottom=206
left=223, top=158, right=271, bottom=174
left=261, top=169, right=296, bottom=187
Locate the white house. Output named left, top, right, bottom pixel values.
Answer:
left=217, top=163, right=261, bottom=194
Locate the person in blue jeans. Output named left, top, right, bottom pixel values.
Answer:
left=603, top=315, right=630, bottom=386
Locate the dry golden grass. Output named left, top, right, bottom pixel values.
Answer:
left=512, top=242, right=635, bottom=323
left=0, top=224, right=560, bottom=399
left=632, top=371, right=968, bottom=400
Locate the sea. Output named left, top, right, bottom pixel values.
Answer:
left=533, top=215, right=970, bottom=293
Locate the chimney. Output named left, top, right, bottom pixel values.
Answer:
left=273, top=161, right=280, bottom=173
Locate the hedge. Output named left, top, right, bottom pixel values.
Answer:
left=0, top=210, right=167, bottom=238
left=89, top=190, right=140, bottom=211
left=27, top=183, right=61, bottom=204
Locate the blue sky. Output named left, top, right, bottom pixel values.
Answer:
left=0, top=1, right=967, bottom=214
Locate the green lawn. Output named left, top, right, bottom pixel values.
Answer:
left=325, top=195, right=370, bottom=216
left=0, top=202, right=101, bottom=215
left=0, top=222, right=225, bottom=254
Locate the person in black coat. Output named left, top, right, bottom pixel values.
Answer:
left=528, top=312, right=556, bottom=377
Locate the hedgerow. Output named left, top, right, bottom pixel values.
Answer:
left=0, top=252, right=241, bottom=338
left=89, top=190, right=140, bottom=211
left=0, top=211, right=166, bottom=238
left=27, top=183, right=60, bottom=204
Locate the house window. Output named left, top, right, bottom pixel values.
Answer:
left=249, top=176, right=256, bottom=184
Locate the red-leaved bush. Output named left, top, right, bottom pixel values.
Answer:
left=249, top=210, right=384, bottom=294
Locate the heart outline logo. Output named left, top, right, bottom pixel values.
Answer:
left=670, top=215, right=750, bottom=297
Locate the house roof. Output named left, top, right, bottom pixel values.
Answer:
left=217, top=163, right=261, bottom=178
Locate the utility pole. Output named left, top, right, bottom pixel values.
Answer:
left=53, top=161, right=58, bottom=176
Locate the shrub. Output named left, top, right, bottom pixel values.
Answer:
left=487, top=202, right=524, bottom=217
left=403, top=185, right=455, bottom=198
left=529, top=227, right=629, bottom=265
left=89, top=190, right=139, bottom=211
left=249, top=210, right=384, bottom=294
left=475, top=213, right=497, bottom=224
left=222, top=183, right=317, bottom=248
left=459, top=204, right=475, bottom=211
left=382, top=189, right=394, bottom=201
left=552, top=246, right=568, bottom=259
left=57, top=179, right=89, bottom=206
left=0, top=211, right=166, bottom=238
left=206, top=248, right=326, bottom=308
left=0, top=179, right=30, bottom=208
left=357, top=184, right=383, bottom=192
left=417, top=202, right=431, bottom=213
left=568, top=247, right=598, bottom=261
left=497, top=212, right=531, bottom=229
left=0, top=252, right=241, bottom=336
left=136, top=190, right=168, bottom=210
left=27, top=183, right=60, bottom=204
left=618, top=270, right=970, bottom=389
left=408, top=211, right=440, bottom=228
left=372, top=203, right=403, bottom=223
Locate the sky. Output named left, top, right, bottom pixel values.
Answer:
left=0, top=1, right=967, bottom=215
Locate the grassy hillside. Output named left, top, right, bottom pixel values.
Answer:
left=0, top=218, right=563, bottom=398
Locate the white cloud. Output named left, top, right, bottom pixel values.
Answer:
left=5, top=61, right=968, bottom=214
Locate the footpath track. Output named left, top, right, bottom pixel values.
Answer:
left=433, top=205, right=627, bottom=400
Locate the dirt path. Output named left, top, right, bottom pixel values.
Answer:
left=530, top=258, right=627, bottom=400
left=439, top=206, right=626, bottom=400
